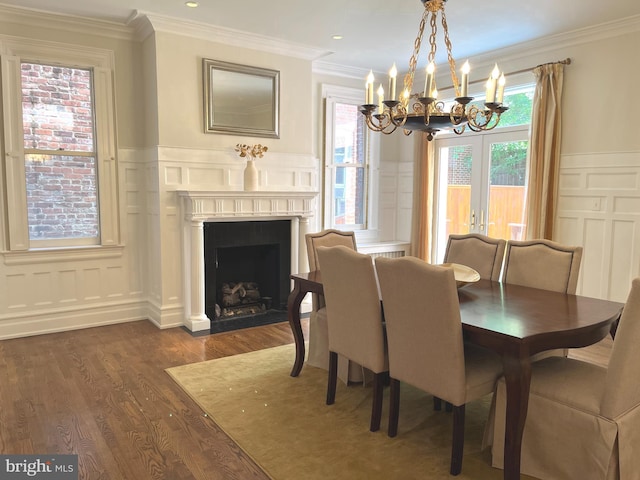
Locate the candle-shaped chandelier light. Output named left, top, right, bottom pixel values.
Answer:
left=360, top=0, right=509, bottom=141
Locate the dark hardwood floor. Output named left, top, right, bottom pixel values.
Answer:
left=0, top=319, right=306, bottom=480
left=0, top=318, right=610, bottom=480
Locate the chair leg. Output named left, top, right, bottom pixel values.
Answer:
left=433, top=396, right=442, bottom=411
left=450, top=404, right=465, bottom=476
left=388, top=378, right=401, bottom=437
left=370, top=372, right=385, bottom=432
left=326, top=351, right=338, bottom=405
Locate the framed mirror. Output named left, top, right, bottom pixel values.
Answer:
left=203, top=58, right=280, bottom=138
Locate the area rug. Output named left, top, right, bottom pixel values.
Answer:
left=166, top=344, right=533, bottom=480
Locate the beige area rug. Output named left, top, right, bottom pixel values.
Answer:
left=166, top=344, right=534, bottom=480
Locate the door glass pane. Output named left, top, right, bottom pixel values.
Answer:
left=487, top=140, right=528, bottom=240
left=442, top=144, right=473, bottom=236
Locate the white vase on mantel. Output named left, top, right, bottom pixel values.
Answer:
left=244, top=159, right=258, bottom=191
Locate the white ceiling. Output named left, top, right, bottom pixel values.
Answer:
left=2, top=0, right=640, bottom=74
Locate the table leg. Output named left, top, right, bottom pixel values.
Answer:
left=501, top=352, right=532, bottom=480
left=287, top=283, right=307, bottom=377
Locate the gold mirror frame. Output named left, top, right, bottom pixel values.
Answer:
left=203, top=58, right=280, bottom=138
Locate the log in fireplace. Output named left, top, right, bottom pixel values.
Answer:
left=203, top=220, right=291, bottom=332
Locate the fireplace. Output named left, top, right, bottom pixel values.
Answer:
left=178, top=190, right=317, bottom=332
left=204, top=220, right=291, bottom=330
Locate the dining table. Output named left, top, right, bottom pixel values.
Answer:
left=287, top=270, right=624, bottom=480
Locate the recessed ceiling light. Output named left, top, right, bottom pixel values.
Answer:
left=332, top=35, right=343, bottom=40
left=185, top=1, right=199, bottom=7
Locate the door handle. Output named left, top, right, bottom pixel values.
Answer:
left=479, top=210, right=485, bottom=231
left=470, top=210, right=476, bottom=229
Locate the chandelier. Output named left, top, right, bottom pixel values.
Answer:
left=360, top=0, right=508, bottom=141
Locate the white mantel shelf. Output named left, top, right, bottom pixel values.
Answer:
left=177, top=190, right=318, bottom=332
left=177, top=190, right=317, bottom=221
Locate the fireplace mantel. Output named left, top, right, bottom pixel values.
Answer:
left=178, top=190, right=316, bottom=221
left=177, top=190, right=317, bottom=332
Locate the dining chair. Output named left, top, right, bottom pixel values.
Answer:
left=502, top=238, right=584, bottom=359
left=502, top=239, right=583, bottom=294
left=316, top=245, right=388, bottom=432
left=375, top=256, right=503, bottom=475
left=305, top=229, right=364, bottom=383
left=443, top=233, right=506, bottom=281
left=485, top=278, right=637, bottom=480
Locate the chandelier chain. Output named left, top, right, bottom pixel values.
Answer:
left=440, top=10, right=460, bottom=97
left=403, top=7, right=429, bottom=104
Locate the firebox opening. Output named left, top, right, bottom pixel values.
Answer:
left=203, top=220, right=291, bottom=329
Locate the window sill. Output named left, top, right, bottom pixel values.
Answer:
left=2, top=244, right=125, bottom=266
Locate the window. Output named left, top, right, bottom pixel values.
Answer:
left=1, top=38, right=119, bottom=252
left=323, top=85, right=378, bottom=234
left=22, top=63, right=99, bottom=246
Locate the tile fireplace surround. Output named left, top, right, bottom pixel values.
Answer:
left=178, top=190, right=316, bottom=332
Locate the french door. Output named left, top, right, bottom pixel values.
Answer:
left=434, top=127, right=529, bottom=262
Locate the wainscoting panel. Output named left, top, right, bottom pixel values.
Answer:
left=556, top=151, right=640, bottom=302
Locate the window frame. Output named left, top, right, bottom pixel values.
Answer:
left=322, top=84, right=379, bottom=239
left=1, top=36, right=120, bottom=253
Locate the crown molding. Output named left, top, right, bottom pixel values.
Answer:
left=0, top=4, right=134, bottom=41
left=313, top=61, right=374, bottom=80
left=315, top=14, right=640, bottom=81
left=460, top=14, right=640, bottom=73
left=130, top=11, right=331, bottom=62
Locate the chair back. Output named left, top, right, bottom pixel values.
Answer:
left=306, top=229, right=357, bottom=310
left=443, top=233, right=506, bottom=282
left=601, top=278, right=640, bottom=418
left=316, top=245, right=386, bottom=373
left=375, top=256, right=467, bottom=405
left=502, top=239, right=583, bottom=294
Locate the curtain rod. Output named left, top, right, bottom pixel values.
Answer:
left=464, top=57, right=571, bottom=88
left=443, top=57, right=572, bottom=90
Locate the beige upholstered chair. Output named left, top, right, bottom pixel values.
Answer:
left=443, top=233, right=506, bottom=282
left=502, top=239, right=583, bottom=294
left=316, top=245, right=388, bottom=432
left=305, top=229, right=364, bottom=383
left=486, top=278, right=638, bottom=480
left=502, top=239, right=584, bottom=359
left=375, top=256, right=503, bottom=475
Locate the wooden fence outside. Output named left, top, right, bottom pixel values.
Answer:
left=446, top=185, right=526, bottom=240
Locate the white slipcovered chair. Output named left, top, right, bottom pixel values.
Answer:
left=316, top=245, right=388, bottom=431
left=443, top=233, right=506, bottom=282
left=305, top=229, right=365, bottom=383
left=375, top=256, right=503, bottom=475
left=485, top=278, right=638, bottom=480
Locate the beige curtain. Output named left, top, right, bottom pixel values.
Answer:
left=412, top=134, right=437, bottom=262
left=525, top=62, right=565, bottom=240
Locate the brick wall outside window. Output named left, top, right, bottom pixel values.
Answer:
left=21, top=63, right=99, bottom=240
